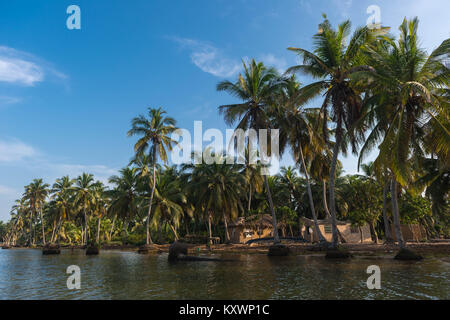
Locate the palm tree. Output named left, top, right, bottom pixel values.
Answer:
left=151, top=167, right=188, bottom=241
left=273, top=78, right=327, bottom=243
left=217, top=59, right=286, bottom=243
left=358, top=18, right=449, bottom=248
left=127, top=107, right=178, bottom=246
left=359, top=162, right=394, bottom=243
left=108, top=167, right=140, bottom=244
left=186, top=155, right=245, bottom=244
left=50, top=176, right=74, bottom=243
left=23, top=179, right=50, bottom=245
left=287, top=16, right=380, bottom=248
left=241, top=148, right=264, bottom=214
left=73, top=173, right=97, bottom=246
left=88, top=181, right=107, bottom=244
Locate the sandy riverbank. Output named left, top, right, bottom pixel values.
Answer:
left=5, top=242, right=449, bottom=257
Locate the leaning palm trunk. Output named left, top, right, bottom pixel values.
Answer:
left=322, top=179, right=346, bottom=243
left=50, top=220, right=57, bottom=244
left=169, top=223, right=179, bottom=240
left=145, top=159, right=156, bottom=246
left=247, top=184, right=252, bottom=214
left=84, top=209, right=88, bottom=246
left=382, top=180, right=394, bottom=243
left=39, top=210, right=46, bottom=245
left=328, top=122, right=342, bottom=248
left=96, top=217, right=101, bottom=244
left=369, top=221, right=379, bottom=243
left=298, top=145, right=326, bottom=243
left=390, top=178, right=405, bottom=248
left=109, top=214, right=116, bottom=241
left=223, top=214, right=230, bottom=243
left=264, top=175, right=280, bottom=244
left=323, top=180, right=331, bottom=218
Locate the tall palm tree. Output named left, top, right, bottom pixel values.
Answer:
left=287, top=16, right=380, bottom=248
left=358, top=18, right=449, bottom=248
left=186, top=155, right=245, bottom=244
left=127, top=107, right=178, bottom=246
left=92, top=182, right=108, bottom=244
left=151, top=168, right=187, bottom=241
left=50, top=176, right=74, bottom=243
left=73, top=173, right=97, bottom=246
left=273, top=78, right=327, bottom=243
left=108, top=167, right=140, bottom=244
left=23, top=179, right=50, bottom=245
left=241, top=148, right=264, bottom=214
left=217, top=59, right=286, bottom=243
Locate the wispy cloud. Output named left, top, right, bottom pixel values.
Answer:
left=0, top=139, right=37, bottom=162
left=0, top=46, right=67, bottom=86
left=258, top=53, right=288, bottom=74
left=0, top=95, right=21, bottom=106
left=170, top=37, right=241, bottom=78
left=0, top=46, right=44, bottom=86
left=0, top=185, right=17, bottom=196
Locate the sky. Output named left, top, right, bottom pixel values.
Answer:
left=0, top=0, right=449, bottom=221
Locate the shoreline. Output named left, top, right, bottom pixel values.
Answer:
left=3, top=242, right=450, bottom=258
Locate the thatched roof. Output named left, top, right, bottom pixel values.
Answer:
left=300, top=217, right=349, bottom=227
left=228, top=214, right=285, bottom=229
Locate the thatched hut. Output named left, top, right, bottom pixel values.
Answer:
left=227, top=214, right=285, bottom=244
left=391, top=224, right=427, bottom=242
left=300, top=217, right=372, bottom=243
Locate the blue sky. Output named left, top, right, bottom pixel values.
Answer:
left=0, top=0, right=449, bottom=221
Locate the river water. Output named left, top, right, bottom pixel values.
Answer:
left=0, top=249, right=448, bottom=300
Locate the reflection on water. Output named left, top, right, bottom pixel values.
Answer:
left=0, top=249, right=448, bottom=300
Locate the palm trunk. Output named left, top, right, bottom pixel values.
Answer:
left=298, top=144, right=326, bottom=243
left=109, top=214, right=116, bottom=241
left=50, top=220, right=57, bottom=244
left=382, top=180, right=394, bottom=243
left=96, top=217, right=101, bottom=244
left=39, top=209, right=46, bottom=246
left=84, top=209, right=88, bottom=246
left=323, top=180, right=331, bottom=218
left=369, top=221, right=378, bottom=244
left=208, top=211, right=213, bottom=246
left=146, top=151, right=157, bottom=246
left=169, top=223, right=179, bottom=240
left=28, top=212, right=33, bottom=246
left=223, top=214, right=230, bottom=243
left=359, top=226, right=363, bottom=243
left=247, top=184, right=252, bottom=214
left=264, top=175, right=280, bottom=244
left=390, top=178, right=405, bottom=248
left=328, top=120, right=342, bottom=248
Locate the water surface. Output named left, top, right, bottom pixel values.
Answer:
left=0, top=249, right=448, bottom=299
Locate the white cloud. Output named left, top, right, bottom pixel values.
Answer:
left=0, top=46, right=44, bottom=86
left=171, top=37, right=242, bottom=78
left=0, top=139, right=37, bottom=162
left=0, top=185, right=17, bottom=196
left=52, top=164, right=117, bottom=185
left=0, top=96, right=21, bottom=106
left=258, top=53, right=288, bottom=74
left=0, top=46, right=67, bottom=87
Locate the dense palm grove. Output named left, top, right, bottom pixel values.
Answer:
left=1, top=17, right=449, bottom=249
